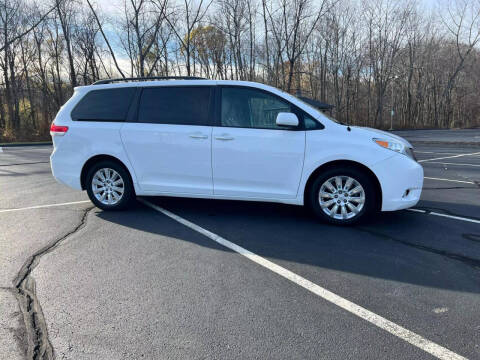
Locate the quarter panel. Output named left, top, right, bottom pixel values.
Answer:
left=297, top=127, right=396, bottom=204
left=51, top=121, right=136, bottom=190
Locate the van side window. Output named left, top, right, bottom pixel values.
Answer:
left=138, top=87, right=211, bottom=125
left=304, top=114, right=320, bottom=129
left=221, top=87, right=292, bottom=129
left=71, top=88, right=135, bottom=121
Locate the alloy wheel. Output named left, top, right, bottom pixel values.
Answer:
left=91, top=168, right=125, bottom=205
left=318, top=176, right=365, bottom=220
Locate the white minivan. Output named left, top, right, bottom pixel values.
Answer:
left=50, top=77, right=423, bottom=225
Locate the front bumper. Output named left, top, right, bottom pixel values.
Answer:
left=371, top=154, right=424, bottom=211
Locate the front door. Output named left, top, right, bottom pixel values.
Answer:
left=212, top=86, right=305, bottom=199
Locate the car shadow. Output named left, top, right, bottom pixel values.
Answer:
left=96, top=197, right=480, bottom=294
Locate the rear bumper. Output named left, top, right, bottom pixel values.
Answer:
left=371, top=154, right=423, bottom=211
left=50, top=148, right=82, bottom=190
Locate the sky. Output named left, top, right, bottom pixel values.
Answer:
left=95, top=0, right=124, bottom=15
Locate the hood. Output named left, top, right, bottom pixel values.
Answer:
left=355, top=126, right=413, bottom=148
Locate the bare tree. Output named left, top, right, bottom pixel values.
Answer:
left=363, top=0, right=411, bottom=127
left=3, top=0, right=480, bottom=142
left=55, top=0, right=78, bottom=87
left=0, top=2, right=56, bottom=52
left=85, top=0, right=126, bottom=78
left=164, top=0, right=212, bottom=76
left=440, top=0, right=480, bottom=127
left=119, top=0, right=169, bottom=77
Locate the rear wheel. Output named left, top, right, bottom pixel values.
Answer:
left=307, top=167, right=377, bottom=225
left=85, top=160, right=135, bottom=210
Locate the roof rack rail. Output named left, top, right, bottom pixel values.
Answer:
left=92, top=76, right=207, bottom=85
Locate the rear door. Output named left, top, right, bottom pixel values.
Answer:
left=121, top=86, right=214, bottom=195
left=212, top=86, right=306, bottom=199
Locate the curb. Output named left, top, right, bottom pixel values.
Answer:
left=0, top=142, right=52, bottom=147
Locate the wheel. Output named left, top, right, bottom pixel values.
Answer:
left=85, top=160, right=135, bottom=210
left=307, top=167, right=377, bottom=225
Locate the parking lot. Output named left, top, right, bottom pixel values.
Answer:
left=1, top=129, right=479, bottom=360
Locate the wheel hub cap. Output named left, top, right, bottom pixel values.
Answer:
left=318, top=176, right=365, bottom=220
left=91, top=168, right=125, bottom=205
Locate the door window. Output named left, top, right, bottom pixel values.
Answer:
left=221, top=87, right=292, bottom=129
left=138, top=86, right=212, bottom=125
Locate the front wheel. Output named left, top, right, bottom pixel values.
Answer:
left=85, top=160, right=135, bottom=210
left=307, top=167, right=377, bottom=225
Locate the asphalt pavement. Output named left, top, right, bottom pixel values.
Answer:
left=393, top=128, right=480, bottom=145
left=0, top=130, right=479, bottom=360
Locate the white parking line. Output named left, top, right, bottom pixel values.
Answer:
left=407, top=209, right=480, bottom=225
left=424, top=177, right=476, bottom=185
left=426, top=162, right=480, bottom=167
left=418, top=151, right=480, bottom=163
left=139, top=198, right=466, bottom=360
left=406, top=208, right=426, bottom=213
left=0, top=200, right=91, bottom=213
left=426, top=212, right=480, bottom=225
left=0, top=147, right=3, bottom=152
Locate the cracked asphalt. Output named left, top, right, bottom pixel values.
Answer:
left=1, top=129, right=479, bottom=360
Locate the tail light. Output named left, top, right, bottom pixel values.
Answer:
left=50, top=124, right=69, bottom=136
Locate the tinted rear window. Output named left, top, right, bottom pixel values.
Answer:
left=138, top=87, right=211, bottom=125
left=71, top=88, right=135, bottom=121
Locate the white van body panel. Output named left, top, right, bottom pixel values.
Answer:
left=121, top=123, right=214, bottom=195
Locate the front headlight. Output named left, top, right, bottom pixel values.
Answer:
left=373, top=138, right=415, bottom=160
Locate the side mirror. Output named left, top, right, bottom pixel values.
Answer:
left=276, top=112, right=299, bottom=127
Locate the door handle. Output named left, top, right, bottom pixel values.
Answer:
left=189, top=133, right=208, bottom=139
left=215, top=134, right=234, bottom=141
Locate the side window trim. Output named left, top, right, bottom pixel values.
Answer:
left=207, top=86, right=216, bottom=126
left=296, top=107, right=325, bottom=130
left=135, top=85, right=215, bottom=126
left=126, top=87, right=142, bottom=123
left=213, top=85, right=221, bottom=127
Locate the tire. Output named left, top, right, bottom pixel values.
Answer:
left=85, top=160, right=135, bottom=210
left=307, top=167, right=377, bottom=225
